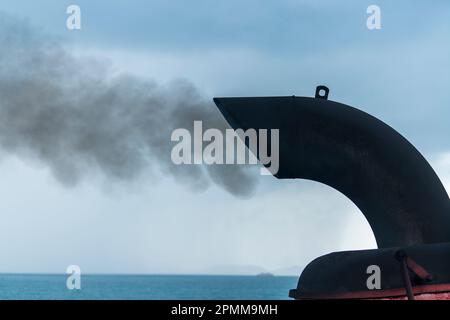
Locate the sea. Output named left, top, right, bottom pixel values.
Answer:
left=0, top=274, right=298, bottom=300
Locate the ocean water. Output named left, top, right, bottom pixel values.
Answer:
left=0, top=274, right=298, bottom=300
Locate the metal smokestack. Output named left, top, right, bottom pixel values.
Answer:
left=214, top=86, right=450, bottom=300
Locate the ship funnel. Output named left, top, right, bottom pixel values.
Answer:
left=213, top=86, right=450, bottom=248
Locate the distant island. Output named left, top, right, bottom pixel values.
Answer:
left=203, top=264, right=303, bottom=276
left=256, top=272, right=275, bottom=277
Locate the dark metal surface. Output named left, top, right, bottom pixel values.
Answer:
left=288, top=242, right=450, bottom=300
left=213, top=88, right=450, bottom=248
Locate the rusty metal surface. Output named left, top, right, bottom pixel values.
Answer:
left=383, top=292, right=450, bottom=300
left=291, top=284, right=450, bottom=300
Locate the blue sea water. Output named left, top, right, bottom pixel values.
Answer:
left=0, top=274, right=298, bottom=300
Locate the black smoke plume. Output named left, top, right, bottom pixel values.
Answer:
left=0, top=13, right=257, bottom=197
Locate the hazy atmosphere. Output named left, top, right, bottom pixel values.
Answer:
left=0, top=0, right=448, bottom=275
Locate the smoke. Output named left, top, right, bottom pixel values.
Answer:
left=0, top=13, right=257, bottom=197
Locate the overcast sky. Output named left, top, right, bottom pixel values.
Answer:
left=0, top=0, right=448, bottom=275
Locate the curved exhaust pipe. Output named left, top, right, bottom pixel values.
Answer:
left=213, top=86, right=450, bottom=248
